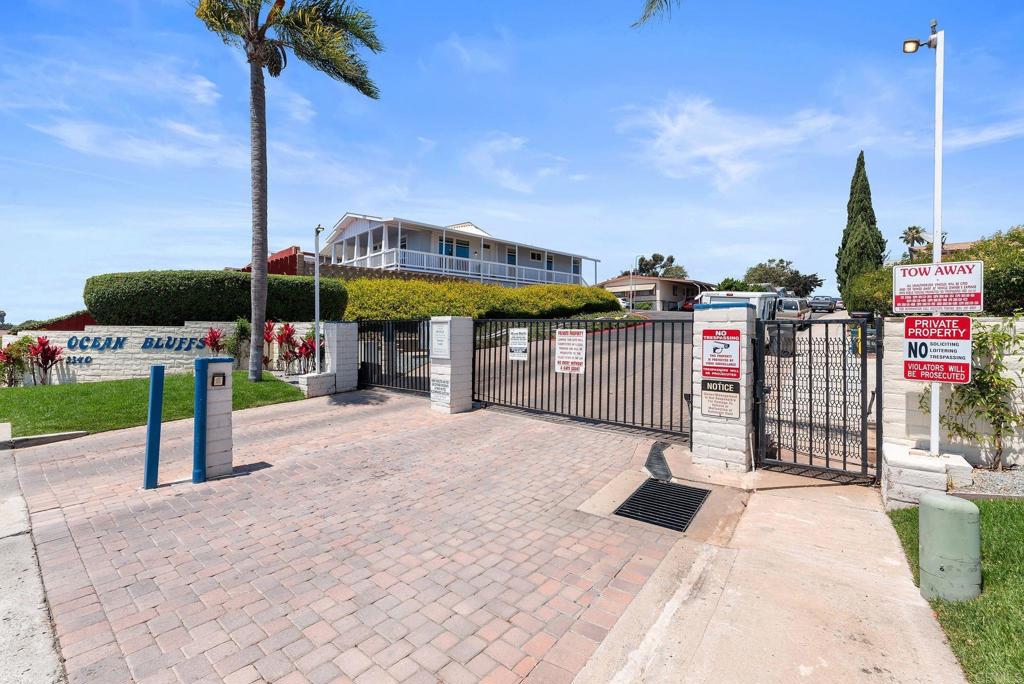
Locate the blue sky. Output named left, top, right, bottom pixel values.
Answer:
left=3, top=1, right=1024, bottom=321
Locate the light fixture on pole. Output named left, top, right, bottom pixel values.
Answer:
left=314, top=224, right=324, bottom=375
left=903, top=19, right=944, bottom=456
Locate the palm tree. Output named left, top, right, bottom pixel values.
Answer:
left=900, top=225, right=926, bottom=248
left=634, top=0, right=681, bottom=26
left=195, top=0, right=382, bottom=381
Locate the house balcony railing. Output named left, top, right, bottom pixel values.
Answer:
left=337, top=248, right=584, bottom=285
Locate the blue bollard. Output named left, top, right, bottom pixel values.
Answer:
left=192, top=358, right=209, bottom=484
left=143, top=365, right=165, bottom=489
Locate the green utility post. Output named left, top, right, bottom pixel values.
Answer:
left=919, top=492, right=981, bottom=602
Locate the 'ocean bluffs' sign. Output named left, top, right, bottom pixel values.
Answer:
left=67, top=335, right=208, bottom=353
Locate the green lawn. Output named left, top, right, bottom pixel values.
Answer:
left=0, top=371, right=303, bottom=437
left=889, top=501, right=1024, bottom=684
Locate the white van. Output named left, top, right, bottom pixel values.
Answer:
left=695, top=291, right=794, bottom=355
left=695, top=291, right=781, bottom=321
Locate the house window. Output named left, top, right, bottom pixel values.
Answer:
left=530, top=251, right=542, bottom=262
left=506, top=248, right=517, bottom=265
left=572, top=258, right=580, bottom=275
left=373, top=242, right=382, bottom=252
left=455, top=239, right=470, bottom=259
left=672, top=285, right=679, bottom=296
left=482, top=242, right=492, bottom=250
left=546, top=255, right=553, bottom=271
left=439, top=237, right=453, bottom=256
left=399, top=235, right=407, bottom=250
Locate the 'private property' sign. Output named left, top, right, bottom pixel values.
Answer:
left=903, top=316, right=972, bottom=384
left=554, top=328, right=586, bottom=374
left=892, top=261, right=984, bottom=313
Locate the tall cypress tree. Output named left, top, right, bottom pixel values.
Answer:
left=836, top=151, right=886, bottom=299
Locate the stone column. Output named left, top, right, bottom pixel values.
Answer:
left=690, top=304, right=756, bottom=471
left=324, top=322, right=358, bottom=393
left=429, top=316, right=473, bottom=414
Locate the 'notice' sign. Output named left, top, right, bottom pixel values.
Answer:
left=903, top=316, right=972, bottom=384
left=893, top=261, right=984, bottom=313
left=701, top=329, right=741, bottom=379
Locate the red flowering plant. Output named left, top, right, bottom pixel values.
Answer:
left=262, top=320, right=276, bottom=368
left=0, top=338, right=30, bottom=387
left=275, top=323, right=299, bottom=374
left=297, top=328, right=325, bottom=374
left=203, top=327, right=225, bottom=354
left=28, top=336, right=63, bottom=385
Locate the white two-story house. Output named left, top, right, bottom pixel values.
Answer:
left=319, top=213, right=599, bottom=286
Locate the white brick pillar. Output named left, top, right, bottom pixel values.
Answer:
left=429, top=316, right=473, bottom=414
left=324, top=322, right=358, bottom=392
left=691, top=304, right=756, bottom=471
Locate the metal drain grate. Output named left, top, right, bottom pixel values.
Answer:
left=613, top=478, right=710, bottom=532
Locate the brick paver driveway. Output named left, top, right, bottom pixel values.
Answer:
left=15, top=390, right=675, bottom=684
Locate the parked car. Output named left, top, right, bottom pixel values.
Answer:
left=809, top=296, right=836, bottom=313
left=696, top=290, right=795, bottom=355
left=835, top=299, right=845, bottom=310
left=777, top=297, right=811, bottom=323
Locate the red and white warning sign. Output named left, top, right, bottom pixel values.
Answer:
left=701, top=329, right=741, bottom=380
left=903, top=316, right=972, bottom=384
left=554, top=328, right=586, bottom=374
left=893, top=261, right=984, bottom=313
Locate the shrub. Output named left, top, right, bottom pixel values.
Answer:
left=84, top=271, right=348, bottom=325
left=844, top=267, right=894, bottom=315
left=342, top=279, right=621, bottom=320
left=0, top=336, right=32, bottom=387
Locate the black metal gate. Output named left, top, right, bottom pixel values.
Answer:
left=754, top=318, right=883, bottom=480
left=473, top=319, right=693, bottom=440
left=358, top=320, right=430, bottom=393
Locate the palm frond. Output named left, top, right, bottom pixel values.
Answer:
left=634, top=0, right=681, bottom=27
left=195, top=0, right=251, bottom=45
left=274, top=0, right=383, bottom=97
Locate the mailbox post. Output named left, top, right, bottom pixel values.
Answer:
left=193, top=357, right=234, bottom=483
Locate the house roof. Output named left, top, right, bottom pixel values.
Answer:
left=597, top=275, right=717, bottom=289
left=323, top=212, right=599, bottom=261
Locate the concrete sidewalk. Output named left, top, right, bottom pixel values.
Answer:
left=578, top=467, right=966, bottom=684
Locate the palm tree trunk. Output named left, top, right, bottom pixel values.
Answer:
left=247, top=59, right=269, bottom=381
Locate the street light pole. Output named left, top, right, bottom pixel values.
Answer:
left=904, top=20, right=944, bottom=456
left=630, top=255, right=642, bottom=310
left=314, top=224, right=324, bottom=375
left=930, top=24, right=944, bottom=457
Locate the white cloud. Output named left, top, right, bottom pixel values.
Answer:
left=464, top=133, right=535, bottom=193
left=268, top=81, right=316, bottom=123
left=417, top=136, right=437, bottom=155
left=441, top=33, right=509, bottom=73
left=32, top=118, right=246, bottom=168
left=620, top=96, right=839, bottom=190
left=946, top=117, right=1024, bottom=150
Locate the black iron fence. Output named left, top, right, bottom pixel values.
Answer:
left=756, top=318, right=883, bottom=478
left=473, top=319, right=693, bottom=439
left=357, top=320, right=430, bottom=393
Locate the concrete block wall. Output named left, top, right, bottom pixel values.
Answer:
left=430, top=317, right=474, bottom=414
left=296, top=372, right=337, bottom=398
left=881, top=443, right=973, bottom=510
left=324, top=322, right=358, bottom=393
left=204, top=360, right=234, bottom=479
left=690, top=306, right=756, bottom=471
left=882, top=317, right=1024, bottom=468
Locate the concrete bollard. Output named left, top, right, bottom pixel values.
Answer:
left=919, top=492, right=982, bottom=601
left=192, top=357, right=234, bottom=483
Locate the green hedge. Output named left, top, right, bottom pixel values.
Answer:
left=846, top=228, right=1024, bottom=317
left=84, top=271, right=348, bottom=325
left=343, top=279, right=621, bottom=320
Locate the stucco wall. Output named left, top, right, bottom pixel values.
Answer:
left=882, top=317, right=1024, bottom=467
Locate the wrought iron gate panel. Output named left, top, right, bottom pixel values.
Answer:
left=756, top=318, right=883, bottom=479
left=473, top=319, right=693, bottom=440
left=358, top=320, right=430, bottom=393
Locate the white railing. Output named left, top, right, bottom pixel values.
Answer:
left=345, top=249, right=583, bottom=285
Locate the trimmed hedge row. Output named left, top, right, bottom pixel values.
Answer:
left=846, top=227, right=1024, bottom=316
left=343, top=278, right=621, bottom=320
left=84, top=271, right=348, bottom=325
